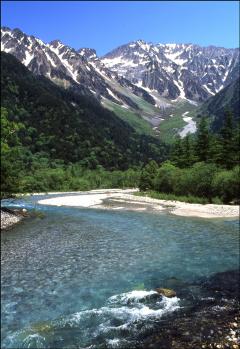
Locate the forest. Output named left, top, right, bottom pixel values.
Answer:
left=1, top=52, right=166, bottom=197
left=1, top=52, right=239, bottom=203
left=139, top=113, right=239, bottom=204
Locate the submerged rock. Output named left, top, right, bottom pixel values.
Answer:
left=138, top=270, right=240, bottom=349
left=14, top=208, right=29, bottom=217
left=155, top=288, right=176, bottom=298
left=202, top=270, right=240, bottom=299
left=32, top=321, right=53, bottom=334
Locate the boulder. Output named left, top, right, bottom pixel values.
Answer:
left=155, top=288, right=176, bottom=298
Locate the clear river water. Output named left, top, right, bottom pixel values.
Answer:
left=1, top=194, right=239, bottom=348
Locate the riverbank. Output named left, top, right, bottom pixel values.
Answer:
left=37, top=189, right=239, bottom=218
left=1, top=208, right=24, bottom=230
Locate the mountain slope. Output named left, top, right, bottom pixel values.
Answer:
left=1, top=27, right=239, bottom=141
left=1, top=27, right=157, bottom=113
left=1, top=52, right=168, bottom=169
left=196, top=78, right=240, bottom=130
left=102, top=40, right=239, bottom=102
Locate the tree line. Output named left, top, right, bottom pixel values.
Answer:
left=139, top=112, right=239, bottom=204
left=1, top=52, right=167, bottom=197
left=1, top=52, right=239, bottom=202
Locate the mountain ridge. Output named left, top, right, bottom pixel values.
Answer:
left=2, top=26, right=239, bottom=107
left=1, top=26, right=239, bottom=141
left=196, top=77, right=240, bottom=130
left=1, top=51, right=168, bottom=169
left=102, top=40, right=239, bottom=101
left=1, top=26, right=157, bottom=111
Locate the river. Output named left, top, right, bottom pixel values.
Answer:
left=1, top=195, right=239, bottom=348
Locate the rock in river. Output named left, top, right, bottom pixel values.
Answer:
left=155, top=288, right=176, bottom=298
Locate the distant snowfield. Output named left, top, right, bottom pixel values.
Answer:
left=179, top=111, right=197, bottom=138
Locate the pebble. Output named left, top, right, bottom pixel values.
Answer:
left=1, top=210, right=23, bottom=230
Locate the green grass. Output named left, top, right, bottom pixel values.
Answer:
left=158, top=100, right=198, bottom=143
left=129, top=94, right=161, bottom=115
left=135, top=191, right=223, bottom=205
left=166, top=100, right=197, bottom=117
left=158, top=115, right=186, bottom=143
left=104, top=94, right=200, bottom=143
left=102, top=78, right=161, bottom=116
left=103, top=100, right=154, bottom=135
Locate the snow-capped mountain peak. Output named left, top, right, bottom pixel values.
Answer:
left=1, top=27, right=239, bottom=119
left=1, top=27, right=157, bottom=110
left=101, top=40, right=239, bottom=101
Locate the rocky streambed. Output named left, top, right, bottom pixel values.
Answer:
left=138, top=270, right=240, bottom=349
left=1, top=195, right=239, bottom=348
left=1, top=207, right=27, bottom=230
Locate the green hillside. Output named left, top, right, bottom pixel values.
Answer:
left=1, top=52, right=169, bottom=195
left=1, top=52, right=168, bottom=169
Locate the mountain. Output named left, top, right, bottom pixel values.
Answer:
left=1, top=27, right=157, bottom=112
left=196, top=78, right=240, bottom=130
left=1, top=27, right=239, bottom=141
left=1, top=51, right=168, bottom=169
left=102, top=40, right=239, bottom=102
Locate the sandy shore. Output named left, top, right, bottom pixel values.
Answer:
left=37, top=189, right=239, bottom=218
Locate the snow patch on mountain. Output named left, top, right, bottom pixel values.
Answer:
left=179, top=112, right=197, bottom=138
left=102, top=41, right=239, bottom=102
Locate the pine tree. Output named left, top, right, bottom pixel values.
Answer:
left=219, top=111, right=236, bottom=169
left=139, top=160, right=158, bottom=191
left=181, top=135, right=196, bottom=167
left=208, top=134, right=222, bottom=165
left=170, top=136, right=185, bottom=168
left=195, top=117, right=211, bottom=162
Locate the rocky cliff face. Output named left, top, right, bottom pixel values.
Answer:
left=102, top=40, right=239, bottom=102
left=197, top=77, right=240, bottom=130
left=1, top=27, right=239, bottom=135
left=1, top=27, right=155, bottom=110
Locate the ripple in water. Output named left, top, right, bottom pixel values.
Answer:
left=1, top=196, right=239, bottom=348
left=3, top=290, right=180, bottom=348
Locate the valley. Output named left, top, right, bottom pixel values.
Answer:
left=1, top=27, right=239, bottom=142
left=1, top=2, right=239, bottom=349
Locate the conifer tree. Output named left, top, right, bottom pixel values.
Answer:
left=219, top=111, right=236, bottom=169
left=181, top=135, right=196, bottom=167
left=170, top=136, right=185, bottom=168
left=195, top=117, right=210, bottom=162
left=139, top=160, right=158, bottom=191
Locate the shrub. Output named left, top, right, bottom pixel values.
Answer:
left=153, top=161, right=179, bottom=194
left=139, top=160, right=158, bottom=191
left=178, top=162, right=218, bottom=200
left=213, top=166, right=240, bottom=203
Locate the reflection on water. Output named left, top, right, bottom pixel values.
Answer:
left=1, top=195, right=239, bottom=348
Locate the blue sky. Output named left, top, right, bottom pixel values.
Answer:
left=1, top=1, right=239, bottom=55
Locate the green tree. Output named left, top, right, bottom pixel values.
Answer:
left=219, top=111, right=237, bottom=169
left=195, top=117, right=211, bottom=162
left=1, top=108, right=24, bottom=197
left=181, top=135, right=196, bottom=167
left=154, top=161, right=179, bottom=193
left=213, top=166, right=240, bottom=203
left=139, top=160, right=158, bottom=191
left=170, top=136, right=185, bottom=167
left=180, top=162, right=218, bottom=200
